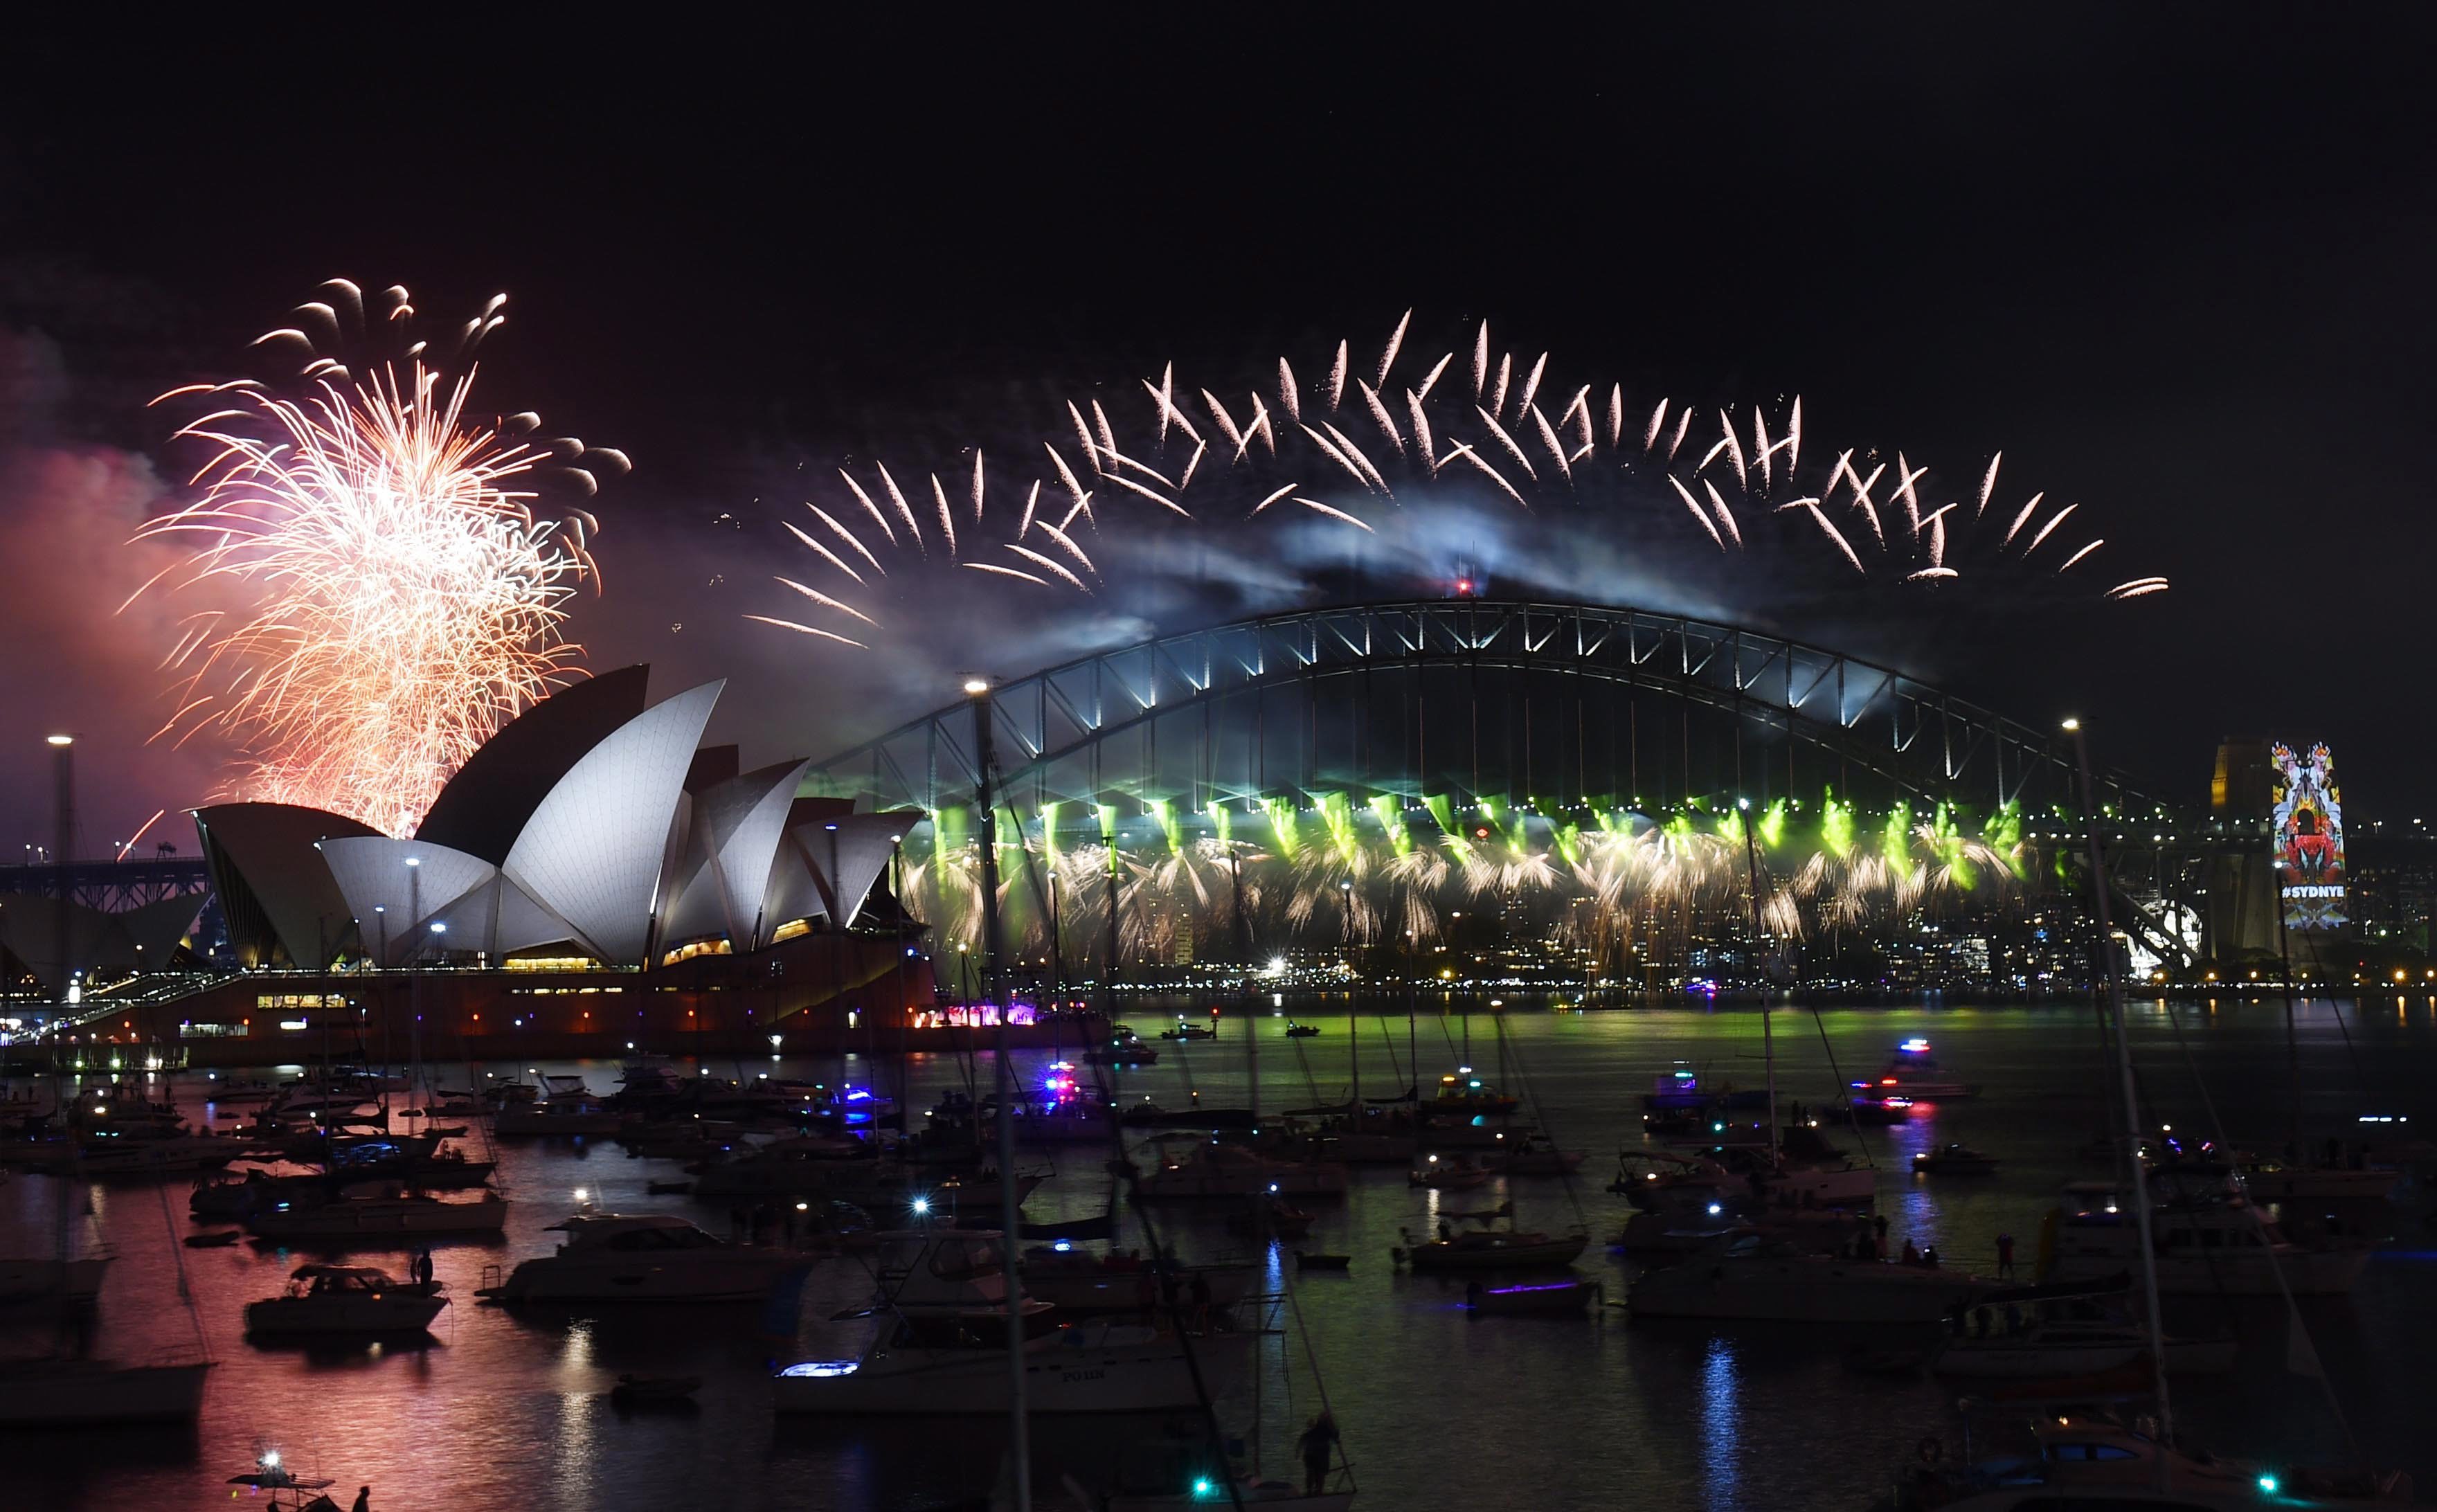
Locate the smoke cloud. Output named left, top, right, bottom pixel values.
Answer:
left=0, top=328, right=233, bottom=859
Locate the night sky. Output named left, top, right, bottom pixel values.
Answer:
left=5, top=10, right=2433, bottom=851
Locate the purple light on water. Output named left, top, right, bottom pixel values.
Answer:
left=1484, top=1281, right=1581, bottom=1295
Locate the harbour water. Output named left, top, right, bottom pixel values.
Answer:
left=4, top=994, right=2431, bottom=1510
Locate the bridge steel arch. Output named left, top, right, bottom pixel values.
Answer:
left=806, top=600, right=2180, bottom=827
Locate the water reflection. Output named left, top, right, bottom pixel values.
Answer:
left=1698, top=1336, right=1739, bottom=1509
left=6, top=998, right=2431, bottom=1509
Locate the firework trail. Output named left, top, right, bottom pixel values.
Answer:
left=748, top=308, right=2172, bottom=651
left=141, top=282, right=616, bottom=836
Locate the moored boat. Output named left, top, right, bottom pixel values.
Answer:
left=0, top=1356, right=213, bottom=1425
left=1849, top=1036, right=1978, bottom=1100
left=488, top=1212, right=804, bottom=1302
left=1912, top=1143, right=2000, bottom=1176
left=1135, top=1141, right=1347, bottom=1200
left=1464, top=1277, right=1599, bottom=1315
left=244, top=1189, right=508, bottom=1239
left=1018, top=1248, right=1256, bottom=1315
left=1408, top=1153, right=1490, bottom=1189
left=2039, top=1194, right=2373, bottom=1296
left=245, top=1263, right=448, bottom=1335
left=1482, top=1131, right=1587, bottom=1176
left=773, top=1227, right=1244, bottom=1414
left=1394, top=1224, right=1588, bottom=1272
left=1626, top=1235, right=1994, bottom=1322
left=0, top=1254, right=108, bottom=1306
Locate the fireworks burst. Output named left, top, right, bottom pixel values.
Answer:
left=750, top=309, right=2169, bottom=653
left=902, top=795, right=2025, bottom=975
left=140, top=282, right=620, bottom=836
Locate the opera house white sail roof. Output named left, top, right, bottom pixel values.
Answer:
left=192, top=667, right=917, bottom=969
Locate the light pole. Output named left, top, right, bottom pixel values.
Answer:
left=46, top=734, right=73, bottom=1016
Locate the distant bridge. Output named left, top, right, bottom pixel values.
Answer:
left=0, top=856, right=213, bottom=912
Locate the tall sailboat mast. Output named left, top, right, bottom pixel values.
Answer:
left=2067, top=718, right=2173, bottom=1459
left=1738, top=798, right=1778, bottom=1158
left=967, top=676, right=1032, bottom=1512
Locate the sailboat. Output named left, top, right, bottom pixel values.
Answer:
left=772, top=1225, right=1246, bottom=1414
left=0, top=1160, right=211, bottom=1425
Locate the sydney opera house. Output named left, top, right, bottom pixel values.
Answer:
left=25, top=667, right=946, bottom=1063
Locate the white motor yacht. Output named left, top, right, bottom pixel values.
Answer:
left=1627, top=1236, right=1994, bottom=1322
left=773, top=1228, right=1245, bottom=1414
left=2040, top=1196, right=2373, bottom=1295
left=491, top=1212, right=805, bottom=1302
left=244, top=1189, right=508, bottom=1239
left=245, top=1263, right=449, bottom=1335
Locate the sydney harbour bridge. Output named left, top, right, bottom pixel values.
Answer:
left=801, top=598, right=2240, bottom=975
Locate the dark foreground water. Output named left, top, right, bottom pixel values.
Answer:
left=4, top=993, right=2433, bottom=1511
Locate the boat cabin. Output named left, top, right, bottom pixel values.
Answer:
left=284, top=1263, right=418, bottom=1298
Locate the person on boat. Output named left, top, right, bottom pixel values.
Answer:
left=352, top=1487, right=371, bottom=1512
left=1995, top=1232, right=2015, bottom=1279
left=1901, top=1238, right=1919, bottom=1266
left=1921, top=1245, right=1939, bottom=1270
left=1189, top=1271, right=1213, bottom=1332
left=1296, top=1412, right=1339, bottom=1495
